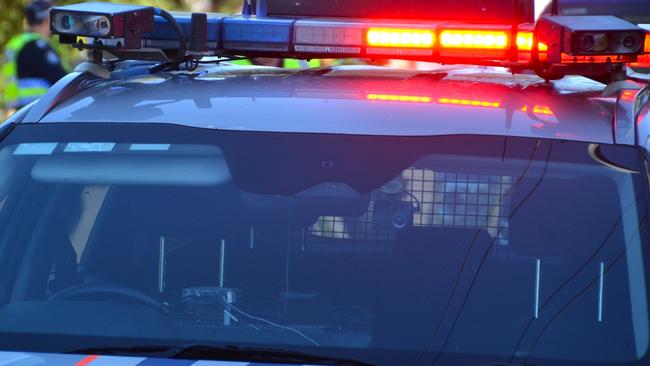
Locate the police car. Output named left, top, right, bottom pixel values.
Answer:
left=0, top=0, right=650, bottom=365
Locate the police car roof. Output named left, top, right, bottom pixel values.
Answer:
left=37, top=65, right=616, bottom=144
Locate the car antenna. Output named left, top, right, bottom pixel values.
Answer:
left=256, top=0, right=268, bottom=17
left=241, top=0, right=252, bottom=16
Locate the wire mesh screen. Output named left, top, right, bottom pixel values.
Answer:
left=306, top=167, right=513, bottom=253
left=405, top=169, right=512, bottom=245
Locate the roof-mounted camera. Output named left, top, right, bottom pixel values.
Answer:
left=537, top=15, right=646, bottom=62
left=50, top=2, right=154, bottom=49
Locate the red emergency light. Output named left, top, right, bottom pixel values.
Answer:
left=366, top=28, right=434, bottom=48
left=439, top=30, right=508, bottom=50
left=629, top=32, right=650, bottom=67
left=516, top=31, right=548, bottom=52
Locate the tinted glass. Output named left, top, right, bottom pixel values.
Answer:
left=0, top=124, right=648, bottom=366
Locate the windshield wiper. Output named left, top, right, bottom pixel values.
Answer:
left=67, top=344, right=374, bottom=366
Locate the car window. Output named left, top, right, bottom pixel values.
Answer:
left=0, top=124, right=648, bottom=366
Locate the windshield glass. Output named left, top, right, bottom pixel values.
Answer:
left=0, top=123, right=648, bottom=366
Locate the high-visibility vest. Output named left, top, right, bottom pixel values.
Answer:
left=282, top=59, right=321, bottom=68
left=228, top=59, right=254, bottom=66
left=228, top=58, right=321, bottom=68
left=2, top=33, right=51, bottom=109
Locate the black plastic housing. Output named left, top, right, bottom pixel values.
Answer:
left=537, top=15, right=645, bottom=61
left=50, top=3, right=154, bottom=49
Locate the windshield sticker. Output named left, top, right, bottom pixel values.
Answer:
left=13, top=143, right=57, bottom=155
left=129, top=144, right=171, bottom=151
left=64, top=143, right=116, bottom=153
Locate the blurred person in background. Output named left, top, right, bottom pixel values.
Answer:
left=2, top=0, right=67, bottom=112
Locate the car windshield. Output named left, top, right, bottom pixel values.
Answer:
left=0, top=123, right=648, bottom=366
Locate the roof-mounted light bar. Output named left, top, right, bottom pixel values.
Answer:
left=50, top=2, right=650, bottom=81
left=293, top=19, right=363, bottom=55
left=439, top=30, right=508, bottom=50
left=293, top=20, right=517, bottom=59
left=293, top=20, right=441, bottom=57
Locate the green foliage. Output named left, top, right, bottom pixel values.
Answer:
left=1, top=1, right=27, bottom=56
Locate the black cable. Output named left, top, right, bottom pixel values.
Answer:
left=522, top=214, right=648, bottom=365
left=222, top=296, right=321, bottom=346
left=155, top=8, right=187, bottom=64
left=507, top=192, right=644, bottom=363
left=242, top=0, right=253, bottom=16
left=412, top=228, right=484, bottom=366
left=427, top=141, right=554, bottom=366
left=185, top=59, right=199, bottom=71
left=412, top=139, right=546, bottom=366
left=404, top=191, right=421, bottom=211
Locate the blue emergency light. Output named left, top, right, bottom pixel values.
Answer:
left=142, top=12, right=222, bottom=51
left=222, top=16, right=293, bottom=52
